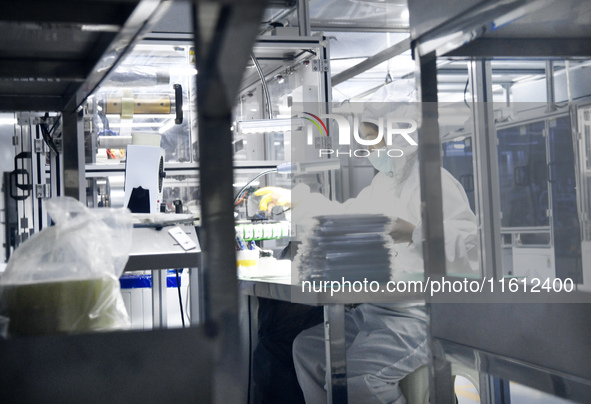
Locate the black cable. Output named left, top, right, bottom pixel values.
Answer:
left=272, top=207, right=291, bottom=217
left=464, top=78, right=470, bottom=109
left=233, top=168, right=277, bottom=205
left=39, top=123, right=59, bottom=155
left=48, top=114, right=61, bottom=135
left=175, top=269, right=186, bottom=328
left=40, top=114, right=58, bottom=153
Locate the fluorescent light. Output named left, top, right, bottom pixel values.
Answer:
left=81, top=24, right=120, bottom=32
left=400, top=8, right=409, bottom=21
left=0, top=118, right=17, bottom=125
left=237, top=118, right=303, bottom=134
left=297, top=160, right=341, bottom=173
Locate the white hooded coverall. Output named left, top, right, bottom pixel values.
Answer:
left=291, top=160, right=479, bottom=403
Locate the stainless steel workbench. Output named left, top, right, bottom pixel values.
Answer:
left=240, top=275, right=424, bottom=403
left=125, top=226, right=201, bottom=272
left=125, top=226, right=201, bottom=328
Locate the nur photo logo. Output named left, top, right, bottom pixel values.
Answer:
left=298, top=109, right=418, bottom=158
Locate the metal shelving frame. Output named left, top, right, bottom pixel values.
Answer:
left=410, top=0, right=591, bottom=402
left=0, top=1, right=272, bottom=403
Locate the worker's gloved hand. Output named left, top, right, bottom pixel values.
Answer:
left=254, top=187, right=291, bottom=212
left=389, top=217, right=416, bottom=244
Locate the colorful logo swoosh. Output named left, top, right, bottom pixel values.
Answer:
left=302, top=112, right=328, bottom=136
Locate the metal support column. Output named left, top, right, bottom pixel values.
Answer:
left=416, top=50, right=456, bottom=404
left=545, top=60, right=556, bottom=112
left=297, top=0, right=311, bottom=37
left=189, top=266, right=204, bottom=325
left=416, top=52, right=446, bottom=278
left=479, top=372, right=512, bottom=404
left=61, top=108, right=85, bottom=201
left=324, top=304, right=348, bottom=404
left=431, top=350, right=454, bottom=404
left=192, top=1, right=269, bottom=403
left=151, top=269, right=168, bottom=329
left=468, top=60, right=503, bottom=281
left=468, top=60, right=505, bottom=404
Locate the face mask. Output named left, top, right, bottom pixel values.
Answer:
left=369, top=147, right=418, bottom=180
left=368, top=148, right=393, bottom=176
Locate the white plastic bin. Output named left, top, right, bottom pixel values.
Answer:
left=119, top=270, right=189, bottom=330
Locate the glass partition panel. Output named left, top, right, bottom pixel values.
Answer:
left=497, top=120, right=549, bottom=229
left=87, top=42, right=196, bottom=166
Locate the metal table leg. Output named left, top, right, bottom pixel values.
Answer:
left=324, top=304, right=348, bottom=403
left=152, top=269, right=167, bottom=329
left=189, top=266, right=204, bottom=326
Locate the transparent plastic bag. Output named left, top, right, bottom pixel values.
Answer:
left=0, top=197, right=133, bottom=336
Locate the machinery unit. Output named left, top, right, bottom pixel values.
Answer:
left=3, top=1, right=591, bottom=403
left=123, top=142, right=166, bottom=213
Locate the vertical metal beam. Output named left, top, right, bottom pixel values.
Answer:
left=545, top=60, right=556, bottom=112
left=32, top=125, right=42, bottom=233
left=469, top=60, right=503, bottom=280
left=192, top=1, right=269, bottom=403
left=50, top=145, right=60, bottom=198
left=151, top=269, right=168, bottom=329
left=297, top=0, right=311, bottom=37
left=324, top=304, right=348, bottom=404
left=416, top=50, right=456, bottom=404
left=479, top=372, right=511, bottom=404
left=493, top=377, right=512, bottom=404
left=501, top=84, right=511, bottom=106
left=430, top=350, right=454, bottom=404
left=189, top=266, right=204, bottom=325
left=61, top=109, right=85, bottom=201
left=417, top=52, right=446, bottom=278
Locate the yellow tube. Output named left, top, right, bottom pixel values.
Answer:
left=105, top=94, right=172, bottom=115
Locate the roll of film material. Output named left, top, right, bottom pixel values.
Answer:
left=97, top=136, right=132, bottom=149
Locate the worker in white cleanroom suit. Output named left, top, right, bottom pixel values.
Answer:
left=257, top=80, right=478, bottom=403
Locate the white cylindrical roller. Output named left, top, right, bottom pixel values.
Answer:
left=109, top=176, right=126, bottom=208
left=131, top=133, right=162, bottom=146
left=97, top=136, right=132, bottom=149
